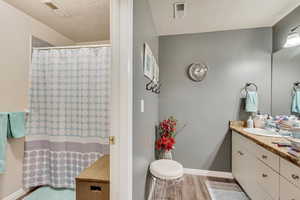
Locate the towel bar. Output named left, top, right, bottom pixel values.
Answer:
left=294, top=81, right=300, bottom=91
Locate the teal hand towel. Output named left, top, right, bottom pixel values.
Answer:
left=8, top=112, right=26, bottom=138
left=245, top=91, right=258, bottom=113
left=292, top=91, right=300, bottom=114
left=0, top=113, right=8, bottom=173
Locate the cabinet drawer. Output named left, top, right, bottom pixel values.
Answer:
left=76, top=181, right=109, bottom=200
left=256, top=159, right=279, bottom=200
left=232, top=132, right=256, bottom=153
left=280, top=176, right=300, bottom=200
left=280, top=158, right=300, bottom=189
left=255, top=144, right=279, bottom=172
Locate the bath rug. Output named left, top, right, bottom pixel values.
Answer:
left=24, top=186, right=75, bottom=200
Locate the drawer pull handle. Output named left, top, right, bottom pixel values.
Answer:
left=237, top=151, right=244, bottom=156
left=291, top=174, right=299, bottom=180
left=262, top=174, right=268, bottom=178
left=262, top=155, right=267, bottom=159
left=90, top=186, right=102, bottom=191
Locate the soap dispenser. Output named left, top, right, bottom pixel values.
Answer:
left=247, top=115, right=254, bottom=128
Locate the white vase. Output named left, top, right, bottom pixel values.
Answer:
left=159, top=150, right=173, bottom=160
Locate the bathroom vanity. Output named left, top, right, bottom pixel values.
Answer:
left=230, top=121, right=300, bottom=200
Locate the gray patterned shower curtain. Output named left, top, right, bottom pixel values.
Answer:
left=23, top=47, right=111, bottom=189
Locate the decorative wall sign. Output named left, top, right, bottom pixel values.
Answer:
left=143, top=43, right=155, bottom=80
left=144, top=43, right=161, bottom=94
left=187, top=63, right=208, bottom=82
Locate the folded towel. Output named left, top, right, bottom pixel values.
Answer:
left=292, top=90, right=300, bottom=114
left=8, top=112, right=26, bottom=138
left=0, top=113, right=8, bottom=173
left=245, top=91, right=258, bottom=113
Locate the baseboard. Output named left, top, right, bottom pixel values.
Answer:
left=184, top=168, right=234, bottom=179
left=3, top=188, right=28, bottom=200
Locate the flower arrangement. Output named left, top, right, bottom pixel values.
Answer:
left=156, top=116, right=184, bottom=159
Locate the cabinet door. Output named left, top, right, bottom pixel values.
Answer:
left=280, top=176, right=300, bottom=200
left=232, top=132, right=273, bottom=200
left=232, top=133, right=255, bottom=187
left=232, top=134, right=254, bottom=195
left=256, top=159, right=279, bottom=200
left=232, top=134, right=247, bottom=186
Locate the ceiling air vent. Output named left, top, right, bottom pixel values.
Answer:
left=42, top=0, right=58, bottom=10
left=41, top=0, right=71, bottom=17
left=174, top=2, right=186, bottom=19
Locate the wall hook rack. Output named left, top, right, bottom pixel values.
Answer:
left=146, top=78, right=161, bottom=94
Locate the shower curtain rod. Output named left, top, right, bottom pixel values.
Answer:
left=33, top=44, right=112, bottom=50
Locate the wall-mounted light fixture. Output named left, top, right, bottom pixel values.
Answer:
left=284, top=25, right=300, bottom=48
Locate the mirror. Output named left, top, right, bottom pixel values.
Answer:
left=272, top=46, right=300, bottom=116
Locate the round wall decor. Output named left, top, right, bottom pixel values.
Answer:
left=187, top=63, right=208, bottom=82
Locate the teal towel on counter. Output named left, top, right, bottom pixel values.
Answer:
left=245, top=91, right=258, bottom=113
left=0, top=113, right=8, bottom=173
left=8, top=112, right=26, bottom=138
left=292, top=90, right=300, bottom=114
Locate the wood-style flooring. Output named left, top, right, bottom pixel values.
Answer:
left=149, top=174, right=248, bottom=200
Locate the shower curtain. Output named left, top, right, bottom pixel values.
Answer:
left=23, top=47, right=111, bottom=189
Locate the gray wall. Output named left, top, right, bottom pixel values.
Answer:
left=159, top=28, right=272, bottom=171
left=133, top=0, right=159, bottom=199
left=32, top=36, right=53, bottom=48
left=273, top=5, right=300, bottom=52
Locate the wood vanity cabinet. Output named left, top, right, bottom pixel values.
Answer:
left=232, top=131, right=300, bottom=200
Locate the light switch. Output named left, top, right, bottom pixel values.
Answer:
left=141, top=99, right=144, bottom=113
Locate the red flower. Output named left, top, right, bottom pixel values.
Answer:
left=166, top=143, right=173, bottom=151
left=156, top=139, right=162, bottom=150
left=162, top=133, right=169, bottom=137
left=169, top=137, right=175, bottom=145
left=156, top=117, right=182, bottom=151
left=161, top=136, right=168, bottom=145
left=155, top=136, right=176, bottom=151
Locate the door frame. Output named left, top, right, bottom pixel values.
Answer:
left=110, top=0, right=133, bottom=200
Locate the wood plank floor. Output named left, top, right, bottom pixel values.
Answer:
left=182, top=175, right=212, bottom=199
left=21, top=175, right=248, bottom=200
left=149, top=174, right=248, bottom=200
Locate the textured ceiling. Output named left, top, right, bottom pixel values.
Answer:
left=148, top=0, right=300, bottom=36
left=3, top=0, right=110, bottom=42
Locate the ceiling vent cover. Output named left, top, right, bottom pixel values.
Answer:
left=41, top=0, right=71, bottom=17
left=42, top=0, right=58, bottom=10
left=174, top=2, right=186, bottom=19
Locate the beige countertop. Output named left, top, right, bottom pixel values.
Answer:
left=230, top=121, right=300, bottom=167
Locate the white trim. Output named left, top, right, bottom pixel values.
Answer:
left=3, top=188, right=28, bottom=200
left=110, top=0, right=133, bottom=200
left=184, top=168, right=234, bottom=179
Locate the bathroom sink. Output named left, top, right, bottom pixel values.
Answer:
left=243, top=128, right=281, bottom=137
